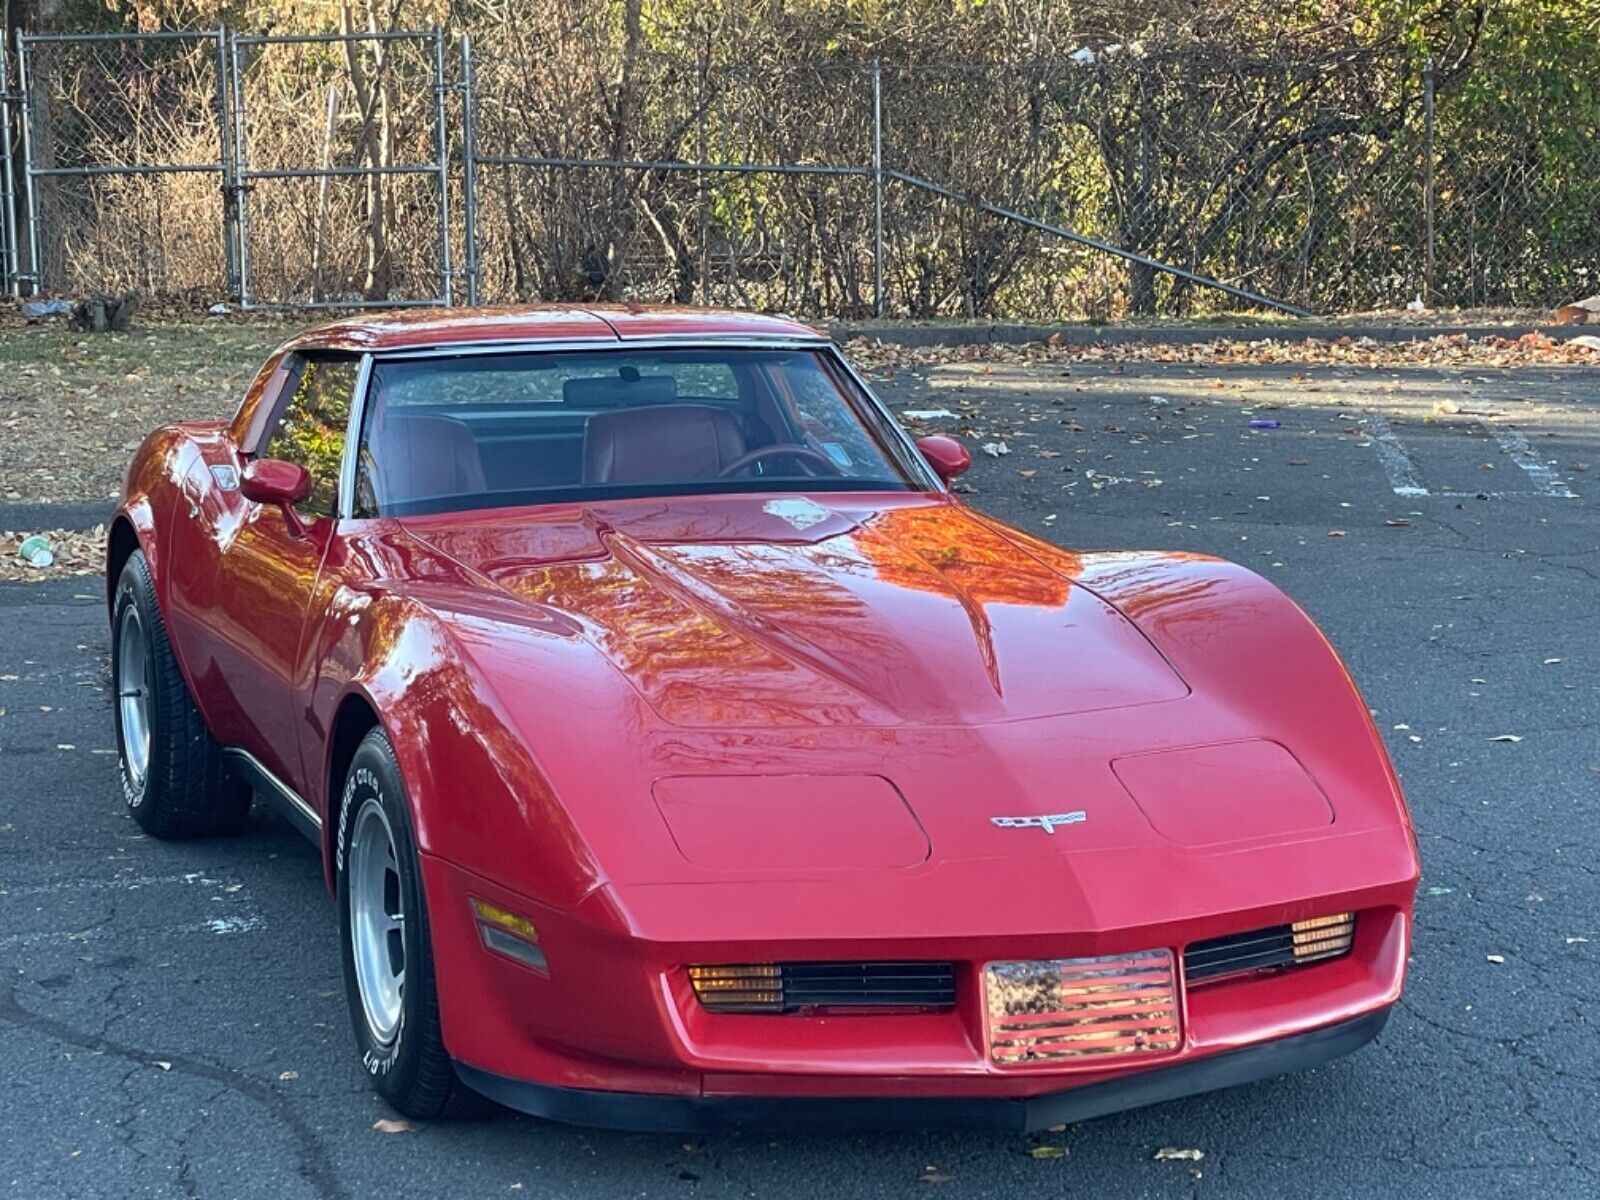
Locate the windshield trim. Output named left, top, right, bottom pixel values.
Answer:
left=342, top=338, right=941, bottom=519
left=370, top=332, right=831, bottom=362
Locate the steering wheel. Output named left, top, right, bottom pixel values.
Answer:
left=717, top=443, right=843, bottom=479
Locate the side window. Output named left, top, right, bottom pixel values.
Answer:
left=262, top=356, right=359, bottom=518
left=777, top=358, right=894, bottom=479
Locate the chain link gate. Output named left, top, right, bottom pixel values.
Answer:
left=227, top=27, right=451, bottom=309
left=9, top=27, right=232, bottom=299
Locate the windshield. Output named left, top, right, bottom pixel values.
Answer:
left=353, top=347, right=923, bottom=517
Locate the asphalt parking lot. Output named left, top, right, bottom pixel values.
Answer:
left=2, top=352, right=1596, bottom=1199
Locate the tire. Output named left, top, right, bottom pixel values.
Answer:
left=112, top=549, right=251, bottom=838
left=337, top=729, right=482, bottom=1119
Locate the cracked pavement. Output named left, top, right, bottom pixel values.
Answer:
left=1, top=357, right=1595, bottom=1198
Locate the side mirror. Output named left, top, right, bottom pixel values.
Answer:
left=240, top=458, right=313, bottom=537
left=914, top=435, right=972, bottom=485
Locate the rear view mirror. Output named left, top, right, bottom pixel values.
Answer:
left=240, top=458, right=314, bottom=537
left=914, top=435, right=972, bottom=485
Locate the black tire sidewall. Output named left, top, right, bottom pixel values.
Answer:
left=336, top=734, right=433, bottom=1107
left=112, top=555, right=157, bottom=815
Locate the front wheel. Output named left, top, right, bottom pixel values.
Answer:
left=337, top=728, right=481, bottom=1118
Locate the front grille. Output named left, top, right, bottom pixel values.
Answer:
left=1184, top=926, right=1297, bottom=981
left=984, top=951, right=1181, bottom=1065
left=690, top=961, right=956, bottom=1013
left=1185, top=913, right=1356, bottom=983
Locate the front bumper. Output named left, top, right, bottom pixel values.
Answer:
left=456, top=1006, right=1391, bottom=1132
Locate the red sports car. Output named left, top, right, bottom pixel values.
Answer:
left=107, top=307, right=1418, bottom=1130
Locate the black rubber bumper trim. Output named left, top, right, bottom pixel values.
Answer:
left=454, top=1004, right=1391, bottom=1133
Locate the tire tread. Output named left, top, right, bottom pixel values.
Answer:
left=341, top=730, right=486, bottom=1120
left=116, top=550, right=250, bottom=839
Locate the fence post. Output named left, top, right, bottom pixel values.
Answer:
left=214, top=26, right=239, bottom=302
left=459, top=32, right=478, bottom=306
left=228, top=34, right=253, bottom=308
left=0, top=38, right=17, bottom=295
left=1422, top=57, right=1436, bottom=304
left=871, top=57, right=884, bottom=318
left=15, top=29, right=41, bottom=294
left=696, top=68, right=709, bottom=307
left=431, top=26, right=452, bottom=305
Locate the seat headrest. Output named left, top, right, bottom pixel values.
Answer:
left=582, top=404, right=747, bottom=485
left=371, top=412, right=488, bottom=504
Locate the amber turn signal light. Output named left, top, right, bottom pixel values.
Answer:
left=471, top=897, right=548, bottom=972
left=688, top=964, right=783, bottom=1012
left=1291, top=912, right=1355, bottom=962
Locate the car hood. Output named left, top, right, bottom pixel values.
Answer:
left=399, top=493, right=1187, bottom=728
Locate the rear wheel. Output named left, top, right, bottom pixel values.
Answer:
left=111, top=549, right=250, bottom=838
left=337, top=729, right=481, bottom=1118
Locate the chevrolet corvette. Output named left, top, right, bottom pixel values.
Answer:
left=107, top=306, right=1419, bottom=1130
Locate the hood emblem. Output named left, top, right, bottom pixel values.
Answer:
left=991, top=812, right=1086, bottom=835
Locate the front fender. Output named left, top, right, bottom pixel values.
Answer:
left=319, top=592, right=602, bottom=913
left=107, top=425, right=199, bottom=616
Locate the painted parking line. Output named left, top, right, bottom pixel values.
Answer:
left=0, top=871, right=227, bottom=899
left=1365, top=412, right=1430, bottom=497
left=0, top=869, right=263, bottom=950
left=0, top=914, right=263, bottom=952
left=1365, top=411, right=1578, bottom=500
left=1485, top=426, right=1578, bottom=498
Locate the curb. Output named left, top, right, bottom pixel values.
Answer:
left=824, top=320, right=1580, bottom=348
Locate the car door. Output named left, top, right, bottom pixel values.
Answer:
left=169, top=352, right=362, bottom=792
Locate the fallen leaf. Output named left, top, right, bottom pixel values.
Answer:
left=151, top=1061, right=172, bottom=1071
left=373, top=1118, right=414, bottom=1134
left=1029, top=1145, right=1068, bottom=1159
left=1488, top=734, right=1523, bottom=743
left=1486, top=954, right=1506, bottom=965
left=1155, top=1147, right=1205, bottom=1162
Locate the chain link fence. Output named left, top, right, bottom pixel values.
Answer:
left=2, top=30, right=1597, bottom=317
left=8, top=30, right=229, bottom=301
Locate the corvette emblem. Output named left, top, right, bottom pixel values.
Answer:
left=990, top=812, right=1086, bottom=834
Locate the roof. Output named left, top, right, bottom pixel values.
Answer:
left=287, top=304, right=828, bottom=353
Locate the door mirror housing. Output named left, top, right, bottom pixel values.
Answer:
left=240, top=458, right=314, bottom=537
left=914, top=435, right=972, bottom=485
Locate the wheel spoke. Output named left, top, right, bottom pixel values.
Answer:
left=116, top=607, right=152, bottom=788
left=386, top=927, right=405, bottom=976
left=349, top=798, right=407, bottom=1048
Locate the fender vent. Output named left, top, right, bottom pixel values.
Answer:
left=1185, top=913, right=1356, bottom=983
left=690, top=961, right=956, bottom=1012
